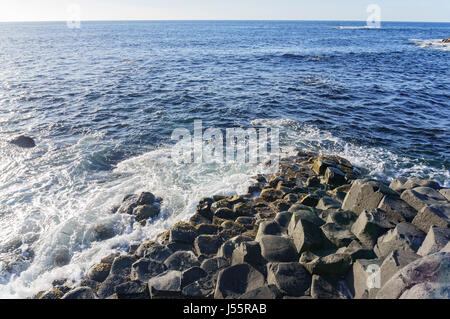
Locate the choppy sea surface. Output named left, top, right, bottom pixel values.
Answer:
left=0, top=21, right=449, bottom=298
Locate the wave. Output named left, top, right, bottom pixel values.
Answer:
left=409, top=39, right=450, bottom=51
left=333, top=26, right=380, bottom=30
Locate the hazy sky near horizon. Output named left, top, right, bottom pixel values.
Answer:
left=0, top=0, right=449, bottom=22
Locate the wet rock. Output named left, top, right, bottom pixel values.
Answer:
left=135, top=242, right=172, bottom=262
left=110, top=255, right=137, bottom=277
left=313, top=155, right=353, bottom=177
left=377, top=195, right=417, bottom=223
left=417, top=226, right=450, bottom=256
left=214, top=263, right=265, bottom=299
left=166, top=241, right=193, bottom=253
left=379, top=250, right=420, bottom=287
left=412, top=203, right=450, bottom=233
left=259, top=235, right=298, bottom=262
left=196, top=197, right=215, bottom=220
left=231, top=241, right=264, bottom=266
left=255, top=221, right=282, bottom=241
left=214, top=208, right=235, bottom=220
left=115, top=280, right=149, bottom=299
left=38, top=288, right=64, bottom=299
left=376, top=252, right=450, bottom=299
left=217, top=235, right=252, bottom=260
left=321, top=223, right=356, bottom=247
left=305, top=176, right=321, bottom=188
left=260, top=188, right=284, bottom=202
left=267, top=262, right=311, bottom=297
left=61, top=287, right=96, bottom=299
left=182, top=275, right=215, bottom=298
left=342, top=180, right=397, bottom=215
left=137, top=192, right=156, bottom=205
left=297, top=194, right=319, bottom=207
left=195, top=224, right=220, bottom=235
left=87, top=263, right=111, bottom=282
left=164, top=251, right=199, bottom=271
left=443, top=38, right=450, bottom=44
left=235, top=216, right=255, bottom=227
left=324, top=167, right=346, bottom=188
left=79, top=279, right=99, bottom=291
left=97, top=274, right=127, bottom=299
left=239, top=285, right=282, bottom=299
left=169, top=222, right=199, bottom=244
left=389, top=177, right=408, bottom=194
left=402, top=178, right=441, bottom=191
left=92, top=223, right=116, bottom=241
left=200, top=257, right=229, bottom=275
left=346, top=258, right=383, bottom=299
left=400, top=187, right=446, bottom=212
left=130, top=258, right=166, bottom=282
left=9, top=135, right=36, bottom=148
left=133, top=204, right=160, bottom=223
left=311, top=275, right=351, bottom=299
left=148, top=270, right=182, bottom=298
left=374, top=222, right=426, bottom=258
left=194, top=235, right=223, bottom=256
left=189, top=213, right=211, bottom=226
left=181, top=267, right=207, bottom=288
left=54, top=247, right=71, bottom=267
left=117, top=194, right=139, bottom=215
left=350, top=209, right=397, bottom=248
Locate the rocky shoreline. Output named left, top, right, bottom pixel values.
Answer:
left=34, top=151, right=450, bottom=299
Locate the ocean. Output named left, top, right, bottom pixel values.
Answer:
left=0, top=20, right=449, bottom=298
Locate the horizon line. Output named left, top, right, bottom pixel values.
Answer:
left=1, top=18, right=450, bottom=24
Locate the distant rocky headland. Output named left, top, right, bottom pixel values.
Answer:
left=442, top=37, right=450, bottom=43
left=34, top=151, right=450, bottom=299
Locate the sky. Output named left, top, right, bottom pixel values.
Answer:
left=0, top=0, right=449, bottom=23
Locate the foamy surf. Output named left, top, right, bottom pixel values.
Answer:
left=410, top=39, right=450, bottom=51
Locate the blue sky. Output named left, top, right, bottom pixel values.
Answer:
left=0, top=0, right=449, bottom=22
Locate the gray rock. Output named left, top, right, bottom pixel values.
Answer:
left=214, top=263, right=265, bottom=299
left=403, top=178, right=441, bottom=191
left=130, top=258, right=167, bottom=282
left=9, top=135, right=36, bottom=148
left=311, top=275, right=351, bottom=299
left=239, top=285, right=282, bottom=299
left=350, top=209, right=397, bottom=248
left=376, top=252, right=450, bottom=299
left=164, top=251, right=199, bottom=271
left=97, top=274, right=127, bottom=298
left=379, top=250, right=420, bottom=287
left=115, top=280, right=149, bottom=299
left=324, top=167, right=346, bottom=188
left=200, top=257, right=229, bottom=275
left=301, top=253, right=352, bottom=277
left=317, top=197, right=342, bottom=210
left=182, top=275, right=215, bottom=298
left=132, top=204, right=160, bottom=223
left=217, top=235, right=252, bottom=260
left=374, top=222, right=426, bottom=258
left=110, top=255, right=137, bottom=277
left=417, top=226, right=450, bottom=256
left=399, top=282, right=449, bottom=299
left=439, top=188, right=450, bottom=201
left=61, top=287, right=96, bottom=299
left=325, top=209, right=357, bottom=228
left=342, top=180, right=396, bottom=215
left=231, top=241, right=264, bottom=265
left=412, top=203, right=450, bottom=233
left=291, top=218, right=330, bottom=253
left=378, top=195, right=417, bottom=222
left=267, top=262, right=311, bottom=297
left=136, top=242, right=173, bottom=262
left=181, top=266, right=207, bottom=288
left=440, top=242, right=450, bottom=253
left=148, top=270, right=182, bottom=298
left=274, top=211, right=293, bottom=229
left=169, top=223, right=199, bottom=244
left=346, top=259, right=383, bottom=299
left=400, top=187, right=446, bottom=212
left=117, top=194, right=138, bottom=215
left=166, top=241, right=193, bottom=253
left=389, top=177, right=408, bottom=194
left=255, top=221, right=282, bottom=241
left=259, top=235, right=298, bottom=262
left=336, top=240, right=376, bottom=261
left=87, top=263, right=111, bottom=282
left=321, top=223, right=356, bottom=247
left=196, top=223, right=220, bottom=235
left=194, top=235, right=223, bottom=256
left=137, top=192, right=156, bottom=205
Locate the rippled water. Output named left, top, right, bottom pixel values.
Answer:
left=0, top=21, right=449, bottom=298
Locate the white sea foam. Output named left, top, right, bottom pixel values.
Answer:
left=410, top=39, right=450, bottom=51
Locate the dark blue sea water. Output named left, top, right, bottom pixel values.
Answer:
left=0, top=21, right=449, bottom=297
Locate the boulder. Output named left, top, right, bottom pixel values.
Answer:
left=259, top=235, right=298, bottom=262
left=182, top=275, right=215, bottom=298
left=231, top=241, right=264, bottom=266
left=346, top=259, right=383, bottom=299
left=287, top=206, right=324, bottom=236
left=301, top=253, right=352, bottom=277
left=135, top=242, right=172, bottom=262
left=164, top=251, right=199, bottom=271
left=239, top=285, right=282, bottom=299
left=321, top=223, right=356, bottom=247
left=313, top=155, right=353, bottom=176
left=297, top=194, right=319, bottom=207
left=9, top=135, right=36, bottom=148
left=399, top=282, right=449, bottom=299
left=61, top=287, right=96, bottom=299
left=148, top=270, right=182, bottom=298
left=194, top=235, right=223, bottom=256
left=87, top=263, right=111, bottom=282
left=181, top=267, right=207, bottom=288
left=214, top=264, right=265, bottom=299
left=200, top=257, right=229, bottom=275
left=325, top=209, right=357, bottom=228
left=217, top=235, right=252, bottom=260
left=376, top=252, right=450, bottom=299
left=255, top=221, right=282, bottom=241
left=389, top=177, right=408, bottom=194
left=324, top=167, right=346, bottom=188
left=400, top=187, right=446, bottom=212
left=117, top=194, right=139, bottom=215
left=336, top=240, right=376, bottom=261
left=115, top=280, right=149, bottom=299
left=417, top=226, right=450, bottom=256
left=274, top=211, right=292, bottom=229
left=412, top=203, right=450, bottom=233
left=439, top=188, right=450, bottom=201
left=132, top=204, right=160, bottom=223
left=379, top=250, right=420, bottom=287
left=350, top=209, right=397, bottom=248
left=267, top=262, right=311, bottom=297
left=97, top=274, right=127, bottom=299
left=169, top=222, right=199, bottom=244
left=260, top=188, right=284, bottom=202
left=311, top=275, right=351, bottom=299
left=377, top=195, right=417, bottom=222
left=291, top=219, right=330, bottom=253
left=130, top=258, right=167, bottom=282
left=317, top=197, right=342, bottom=210
left=374, top=222, right=426, bottom=258
left=342, top=180, right=396, bottom=215
left=110, top=255, right=137, bottom=277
